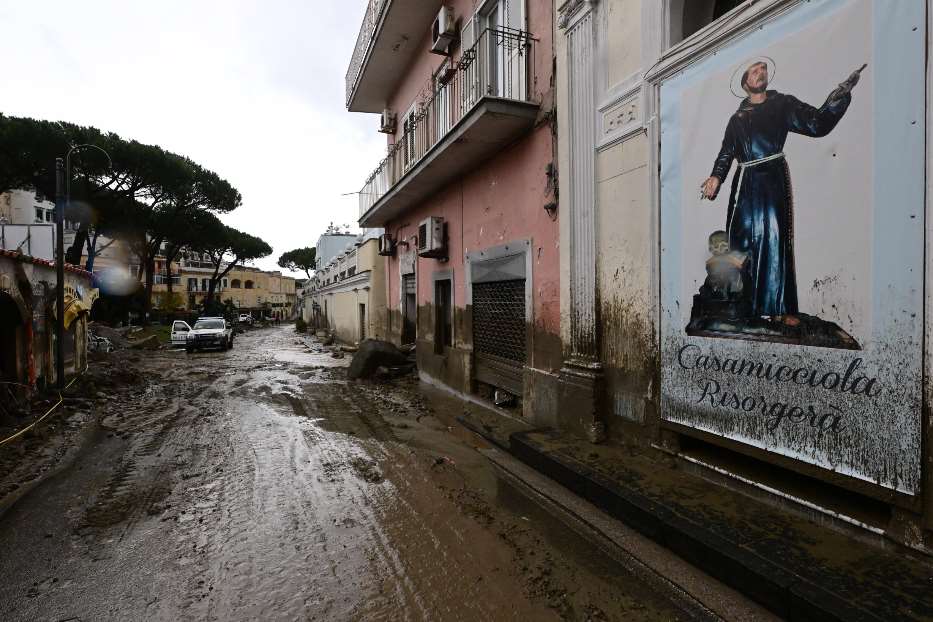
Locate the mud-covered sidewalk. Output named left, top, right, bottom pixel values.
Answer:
left=0, top=324, right=703, bottom=621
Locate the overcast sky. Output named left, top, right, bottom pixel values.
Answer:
left=0, top=0, right=384, bottom=277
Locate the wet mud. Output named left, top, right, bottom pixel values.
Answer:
left=0, top=326, right=685, bottom=621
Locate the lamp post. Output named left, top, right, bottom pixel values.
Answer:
left=55, top=144, right=112, bottom=388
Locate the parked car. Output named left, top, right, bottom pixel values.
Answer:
left=238, top=313, right=253, bottom=325
left=171, top=320, right=192, bottom=347
left=185, top=317, right=234, bottom=352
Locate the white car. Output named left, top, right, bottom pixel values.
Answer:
left=238, top=313, right=253, bottom=325
left=186, top=318, right=234, bottom=352
left=170, top=320, right=192, bottom=347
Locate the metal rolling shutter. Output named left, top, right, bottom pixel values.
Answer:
left=473, top=277, right=526, bottom=394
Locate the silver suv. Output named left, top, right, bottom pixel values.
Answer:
left=185, top=317, right=234, bottom=352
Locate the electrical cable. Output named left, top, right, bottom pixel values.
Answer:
left=0, top=363, right=89, bottom=448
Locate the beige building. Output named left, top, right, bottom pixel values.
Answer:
left=305, top=235, right=386, bottom=345
left=553, top=0, right=933, bottom=549
left=180, top=256, right=296, bottom=319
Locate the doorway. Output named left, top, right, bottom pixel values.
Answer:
left=359, top=303, right=366, bottom=342
left=0, top=293, right=22, bottom=383
left=402, top=274, right=416, bottom=345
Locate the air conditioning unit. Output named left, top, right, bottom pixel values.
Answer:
left=378, top=232, right=395, bottom=256
left=430, top=7, right=456, bottom=55
left=379, top=109, right=396, bottom=134
left=417, top=216, right=446, bottom=258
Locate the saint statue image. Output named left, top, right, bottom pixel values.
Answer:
left=687, top=57, right=865, bottom=349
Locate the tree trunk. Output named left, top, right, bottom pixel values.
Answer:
left=66, top=224, right=88, bottom=266
left=84, top=230, right=99, bottom=272
left=142, top=255, right=156, bottom=326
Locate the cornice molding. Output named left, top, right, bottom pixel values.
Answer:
left=558, top=0, right=598, bottom=30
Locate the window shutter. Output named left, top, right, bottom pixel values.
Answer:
left=461, top=16, right=475, bottom=51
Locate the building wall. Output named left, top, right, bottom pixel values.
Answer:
left=0, top=253, right=94, bottom=389
left=386, top=0, right=555, bottom=144
left=307, top=238, right=387, bottom=344
left=374, top=0, right=559, bottom=416
left=555, top=0, right=933, bottom=545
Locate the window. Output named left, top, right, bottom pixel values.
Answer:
left=231, top=279, right=241, bottom=288
left=45, top=210, right=53, bottom=222
left=244, top=280, right=254, bottom=289
left=201, top=278, right=209, bottom=291
left=222, top=278, right=228, bottom=289
left=668, top=0, right=744, bottom=46
left=402, top=103, right=418, bottom=171
left=187, top=278, right=198, bottom=292
left=434, top=279, right=453, bottom=353
left=34, top=208, right=43, bottom=222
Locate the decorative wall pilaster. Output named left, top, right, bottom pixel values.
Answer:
left=558, top=0, right=604, bottom=442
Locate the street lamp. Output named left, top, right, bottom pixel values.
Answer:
left=54, top=144, right=112, bottom=388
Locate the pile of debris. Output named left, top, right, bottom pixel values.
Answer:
left=348, top=339, right=416, bottom=381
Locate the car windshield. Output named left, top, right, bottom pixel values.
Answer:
left=193, top=320, right=224, bottom=330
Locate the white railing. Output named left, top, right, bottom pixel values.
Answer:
left=359, top=27, right=536, bottom=218
left=346, top=0, right=390, bottom=107
left=0, top=223, right=55, bottom=261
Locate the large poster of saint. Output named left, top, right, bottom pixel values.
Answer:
left=659, top=0, right=925, bottom=495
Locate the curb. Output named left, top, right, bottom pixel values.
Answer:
left=460, top=420, right=886, bottom=622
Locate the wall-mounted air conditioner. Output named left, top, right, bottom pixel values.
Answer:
left=417, top=217, right=446, bottom=259
left=430, top=7, right=456, bottom=55
left=379, top=109, right=396, bottom=134
left=378, top=233, right=395, bottom=256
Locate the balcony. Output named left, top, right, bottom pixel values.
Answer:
left=346, top=0, right=443, bottom=112
left=358, top=27, right=538, bottom=228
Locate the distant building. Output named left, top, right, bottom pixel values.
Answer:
left=314, top=232, right=359, bottom=271
left=305, top=233, right=386, bottom=345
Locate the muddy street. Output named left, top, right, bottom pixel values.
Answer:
left=0, top=325, right=698, bottom=621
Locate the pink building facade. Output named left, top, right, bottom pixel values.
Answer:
left=347, top=0, right=562, bottom=420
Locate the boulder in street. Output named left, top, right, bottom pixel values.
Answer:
left=348, top=339, right=410, bottom=380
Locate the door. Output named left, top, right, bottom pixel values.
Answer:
left=434, top=279, right=453, bottom=354
left=475, top=0, right=525, bottom=99
left=502, top=0, right=526, bottom=99
left=171, top=320, right=191, bottom=346
left=402, top=274, right=416, bottom=345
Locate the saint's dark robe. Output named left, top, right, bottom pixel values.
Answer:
left=710, top=89, right=852, bottom=317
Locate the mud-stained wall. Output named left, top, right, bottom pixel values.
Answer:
left=381, top=122, right=561, bottom=395
left=596, top=134, right=658, bottom=434
left=0, top=255, right=94, bottom=388
left=358, top=240, right=389, bottom=342
left=310, top=239, right=388, bottom=346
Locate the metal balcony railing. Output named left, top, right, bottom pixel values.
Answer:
left=346, top=0, right=389, bottom=107
left=359, top=27, right=536, bottom=218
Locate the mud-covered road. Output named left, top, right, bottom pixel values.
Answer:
left=0, top=325, right=695, bottom=621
